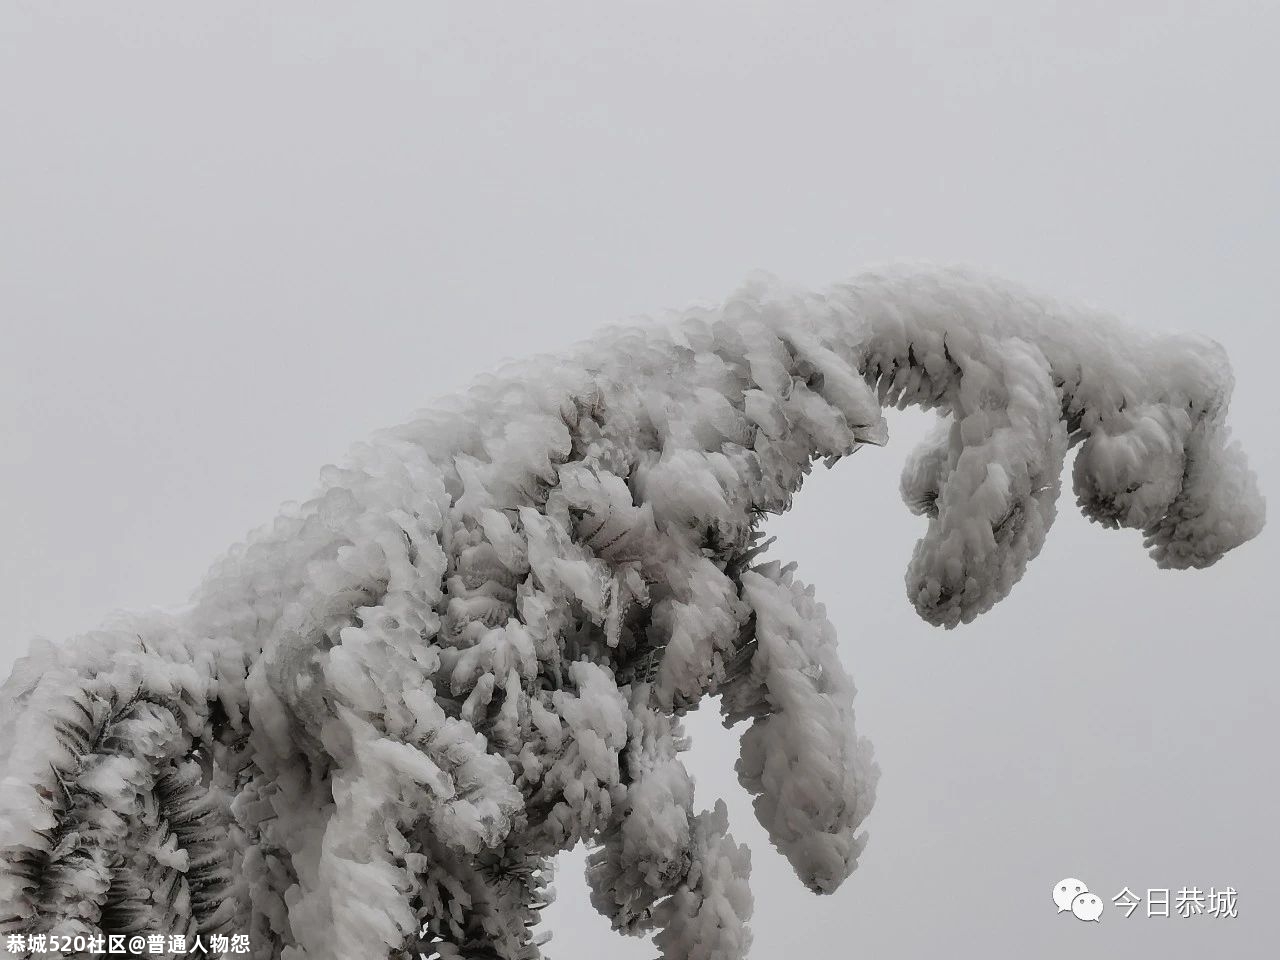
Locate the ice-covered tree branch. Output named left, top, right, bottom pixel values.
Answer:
left=0, top=265, right=1263, bottom=960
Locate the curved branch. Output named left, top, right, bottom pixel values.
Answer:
left=1, top=265, right=1263, bottom=960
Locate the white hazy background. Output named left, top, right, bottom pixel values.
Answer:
left=2, top=3, right=1276, bottom=957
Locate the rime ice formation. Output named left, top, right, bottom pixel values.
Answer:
left=0, top=265, right=1264, bottom=960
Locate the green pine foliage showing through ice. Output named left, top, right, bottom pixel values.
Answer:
left=0, top=265, right=1265, bottom=960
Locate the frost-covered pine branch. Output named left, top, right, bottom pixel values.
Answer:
left=0, top=265, right=1264, bottom=959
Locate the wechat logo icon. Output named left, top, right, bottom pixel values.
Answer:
left=1053, top=877, right=1103, bottom=922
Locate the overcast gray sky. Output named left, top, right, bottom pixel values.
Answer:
left=2, top=3, right=1276, bottom=957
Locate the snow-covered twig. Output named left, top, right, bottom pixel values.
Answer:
left=1, top=265, right=1262, bottom=959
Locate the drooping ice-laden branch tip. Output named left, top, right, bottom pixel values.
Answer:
left=0, top=265, right=1263, bottom=960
